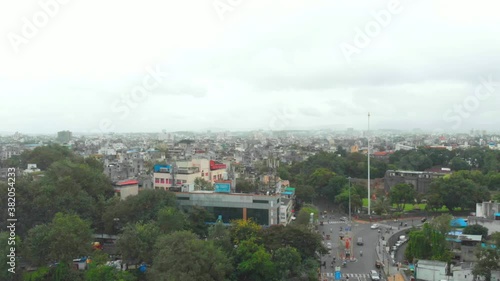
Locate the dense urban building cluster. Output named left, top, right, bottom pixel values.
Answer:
left=2, top=129, right=500, bottom=281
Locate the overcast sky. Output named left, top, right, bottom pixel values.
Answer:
left=1, top=0, right=499, bottom=134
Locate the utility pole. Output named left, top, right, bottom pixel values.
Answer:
left=348, top=177, right=352, bottom=223
left=171, top=161, right=177, bottom=191
left=368, top=112, right=371, bottom=216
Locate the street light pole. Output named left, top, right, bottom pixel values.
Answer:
left=368, top=112, right=371, bottom=216
left=348, top=177, right=352, bottom=223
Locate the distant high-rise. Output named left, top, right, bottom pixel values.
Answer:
left=57, top=130, right=72, bottom=143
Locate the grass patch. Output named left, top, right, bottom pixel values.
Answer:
left=362, top=198, right=448, bottom=212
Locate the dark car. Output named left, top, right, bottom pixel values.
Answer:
left=421, top=218, right=427, bottom=223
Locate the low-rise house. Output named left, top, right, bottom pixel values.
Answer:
left=114, top=179, right=139, bottom=200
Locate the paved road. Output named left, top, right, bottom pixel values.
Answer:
left=318, top=212, right=384, bottom=281
left=317, top=210, right=423, bottom=281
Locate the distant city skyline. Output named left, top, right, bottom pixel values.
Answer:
left=0, top=127, right=498, bottom=137
left=1, top=1, right=499, bottom=134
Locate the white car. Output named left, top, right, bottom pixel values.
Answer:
left=395, top=241, right=402, bottom=247
left=327, top=242, right=332, bottom=249
left=371, top=224, right=380, bottom=229
left=392, top=245, right=397, bottom=251
left=371, top=270, right=380, bottom=281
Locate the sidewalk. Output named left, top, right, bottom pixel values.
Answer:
left=375, top=224, right=415, bottom=281
left=387, top=273, right=406, bottom=281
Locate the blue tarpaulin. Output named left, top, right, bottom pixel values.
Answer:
left=450, top=218, right=468, bottom=228
left=482, top=243, right=497, bottom=249
left=495, top=213, right=500, bottom=217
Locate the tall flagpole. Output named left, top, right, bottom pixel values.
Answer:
left=368, top=112, right=371, bottom=216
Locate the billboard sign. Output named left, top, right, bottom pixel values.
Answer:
left=214, top=183, right=231, bottom=193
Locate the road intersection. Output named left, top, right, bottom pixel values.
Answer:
left=317, top=211, right=421, bottom=281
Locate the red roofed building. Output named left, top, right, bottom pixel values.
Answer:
left=114, top=179, right=139, bottom=200
left=372, top=151, right=394, bottom=162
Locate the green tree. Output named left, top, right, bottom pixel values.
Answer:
left=398, top=151, right=433, bottom=171
left=185, top=205, right=214, bottom=238
left=487, top=172, right=500, bottom=191
left=85, top=265, right=137, bottom=281
left=473, top=247, right=500, bottom=281
left=236, top=179, right=257, bottom=193
left=463, top=224, right=489, bottom=239
left=294, top=185, right=316, bottom=203
left=260, top=224, right=327, bottom=260
left=25, top=213, right=93, bottom=266
left=157, top=206, right=187, bottom=234
left=277, top=165, right=291, bottom=180
left=230, top=219, right=262, bottom=245
left=208, top=220, right=233, bottom=254
left=373, top=196, right=391, bottom=215
left=20, top=144, right=76, bottom=170
left=233, top=238, right=276, bottom=281
left=334, top=187, right=362, bottom=214
left=429, top=214, right=453, bottom=236
left=428, top=173, right=490, bottom=211
left=405, top=223, right=451, bottom=263
left=389, top=183, right=416, bottom=211
left=273, top=246, right=302, bottom=280
left=116, top=221, right=160, bottom=265
left=450, top=157, right=471, bottom=171
left=150, top=231, right=232, bottom=281
left=103, top=189, right=176, bottom=229
left=194, top=177, right=214, bottom=191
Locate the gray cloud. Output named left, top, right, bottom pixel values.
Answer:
left=2, top=0, right=500, bottom=133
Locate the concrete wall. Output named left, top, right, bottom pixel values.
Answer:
left=117, top=184, right=138, bottom=200
left=467, top=217, right=500, bottom=233
left=388, top=228, right=411, bottom=251
left=452, top=266, right=500, bottom=281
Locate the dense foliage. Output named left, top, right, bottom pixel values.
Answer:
left=0, top=146, right=325, bottom=281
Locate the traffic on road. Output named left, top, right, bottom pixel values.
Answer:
left=316, top=208, right=424, bottom=281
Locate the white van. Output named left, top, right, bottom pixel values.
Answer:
left=399, top=235, right=406, bottom=241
